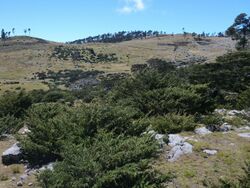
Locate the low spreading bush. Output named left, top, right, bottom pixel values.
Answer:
left=38, top=132, right=169, bottom=188
left=237, top=88, right=250, bottom=110
left=200, top=114, right=223, bottom=127
left=20, top=103, right=147, bottom=164
left=0, top=91, right=32, bottom=118
left=0, top=115, right=23, bottom=135
left=150, top=113, right=197, bottom=134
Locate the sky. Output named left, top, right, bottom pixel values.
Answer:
left=1, top=0, right=250, bottom=42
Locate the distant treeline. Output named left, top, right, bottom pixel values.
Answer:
left=70, top=30, right=167, bottom=44
left=69, top=30, right=226, bottom=44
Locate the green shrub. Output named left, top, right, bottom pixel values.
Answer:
left=38, top=132, right=169, bottom=188
left=20, top=103, right=71, bottom=164
left=0, top=91, right=32, bottom=118
left=42, top=90, right=75, bottom=103
left=200, top=114, right=223, bottom=127
left=151, top=113, right=197, bottom=134
left=187, top=51, right=250, bottom=93
left=237, top=88, right=250, bottom=109
left=21, top=103, right=147, bottom=164
left=0, top=115, right=23, bottom=135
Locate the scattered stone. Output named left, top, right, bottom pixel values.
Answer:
left=227, top=110, right=244, bottom=116
left=214, top=109, right=227, bottom=116
left=11, top=177, right=17, bottom=181
left=168, top=134, right=185, bottom=147
left=28, top=183, right=33, bottom=186
left=238, top=133, right=250, bottom=138
left=167, top=142, right=193, bottom=162
left=2, top=143, right=22, bottom=165
left=203, top=149, right=217, bottom=155
left=195, top=127, right=212, bottom=135
left=215, top=109, right=249, bottom=117
left=220, top=123, right=233, bottom=132
left=236, top=126, right=250, bottom=132
left=17, top=181, right=23, bottom=186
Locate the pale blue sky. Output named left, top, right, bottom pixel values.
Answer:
left=1, top=0, right=249, bottom=42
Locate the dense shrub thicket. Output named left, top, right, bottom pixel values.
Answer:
left=38, top=132, right=169, bottom=188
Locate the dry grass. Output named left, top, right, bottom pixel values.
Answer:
left=0, top=35, right=235, bottom=94
left=154, top=131, right=250, bottom=187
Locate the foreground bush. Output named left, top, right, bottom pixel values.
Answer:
left=38, top=132, right=168, bottom=188
left=21, top=103, right=147, bottom=164
left=0, top=91, right=32, bottom=118
left=0, top=115, right=23, bottom=135
left=151, top=113, right=197, bottom=134
left=237, top=88, right=250, bottom=109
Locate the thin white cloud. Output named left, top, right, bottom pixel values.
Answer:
left=118, top=0, right=145, bottom=14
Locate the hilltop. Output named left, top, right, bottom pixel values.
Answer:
left=0, top=35, right=235, bottom=93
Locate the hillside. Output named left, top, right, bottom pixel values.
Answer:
left=0, top=35, right=235, bottom=93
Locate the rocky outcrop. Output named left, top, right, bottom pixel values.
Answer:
left=2, top=143, right=22, bottom=165
left=195, top=127, right=212, bottom=135
left=167, top=134, right=193, bottom=162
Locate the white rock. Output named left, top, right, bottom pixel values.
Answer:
left=238, top=133, right=250, bottom=138
left=195, top=127, right=212, bottom=136
left=3, top=143, right=21, bottom=156
left=2, top=143, right=22, bottom=165
left=220, top=123, right=232, bottom=132
left=11, top=177, right=17, bottom=181
left=28, top=183, right=33, bottom=186
left=168, top=134, right=185, bottom=147
left=203, top=149, right=217, bottom=155
left=167, top=142, right=193, bottom=162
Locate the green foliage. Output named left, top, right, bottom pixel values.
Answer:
left=0, top=91, right=32, bottom=118
left=0, top=115, right=23, bottom=135
left=200, top=114, right=223, bottom=126
left=186, top=51, right=250, bottom=93
left=20, top=103, right=147, bottom=164
left=237, top=88, right=250, bottom=109
left=21, top=103, right=70, bottom=164
left=110, top=70, right=215, bottom=115
left=38, top=132, right=168, bottom=188
left=42, top=90, right=75, bottom=103
left=151, top=113, right=197, bottom=134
